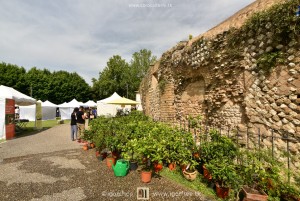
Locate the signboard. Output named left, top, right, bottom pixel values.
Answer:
left=5, top=99, right=15, bottom=139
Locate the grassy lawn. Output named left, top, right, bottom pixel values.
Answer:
left=25, top=119, right=70, bottom=128
left=160, top=168, right=221, bottom=201
left=15, top=119, right=70, bottom=137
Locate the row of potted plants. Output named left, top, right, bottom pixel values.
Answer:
left=82, top=111, right=199, bottom=182
left=200, top=130, right=300, bottom=200
left=82, top=112, right=300, bottom=200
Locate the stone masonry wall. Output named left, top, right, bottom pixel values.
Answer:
left=139, top=0, right=300, bottom=168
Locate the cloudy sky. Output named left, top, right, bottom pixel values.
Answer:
left=0, top=0, right=254, bottom=85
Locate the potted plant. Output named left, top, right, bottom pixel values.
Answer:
left=206, top=159, right=242, bottom=199
left=140, top=161, right=152, bottom=183
left=182, top=158, right=198, bottom=181
left=121, top=139, right=139, bottom=171
left=237, top=150, right=272, bottom=201
left=135, top=133, right=156, bottom=183
left=201, top=129, right=238, bottom=164
left=201, top=130, right=238, bottom=183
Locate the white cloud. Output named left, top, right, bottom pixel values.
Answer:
left=0, top=0, right=254, bottom=85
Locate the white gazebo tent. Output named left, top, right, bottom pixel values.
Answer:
left=0, top=85, right=36, bottom=139
left=83, top=100, right=97, bottom=107
left=41, top=100, right=57, bottom=120
left=19, top=100, right=58, bottom=121
left=58, top=99, right=82, bottom=120
left=97, top=92, right=131, bottom=117
left=19, top=101, right=39, bottom=121
left=0, top=85, right=36, bottom=106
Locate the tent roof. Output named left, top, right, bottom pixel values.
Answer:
left=98, top=92, right=122, bottom=103
left=57, top=102, right=68, bottom=107
left=83, top=100, right=96, bottom=107
left=0, top=85, right=36, bottom=106
left=42, top=100, right=57, bottom=107
left=106, top=97, right=139, bottom=105
left=58, top=99, right=83, bottom=108
left=68, top=99, right=82, bottom=107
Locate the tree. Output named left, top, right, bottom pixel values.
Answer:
left=92, top=55, right=129, bottom=99
left=0, top=62, right=92, bottom=103
left=127, top=49, right=156, bottom=99
left=25, top=67, right=51, bottom=101
left=48, top=71, right=91, bottom=104
left=0, top=62, right=28, bottom=95
left=92, top=49, right=156, bottom=100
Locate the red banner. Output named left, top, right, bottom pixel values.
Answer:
left=5, top=99, right=15, bottom=140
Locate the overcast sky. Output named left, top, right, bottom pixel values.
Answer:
left=0, top=0, right=254, bottom=85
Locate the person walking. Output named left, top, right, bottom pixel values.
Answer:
left=76, top=106, right=86, bottom=142
left=70, top=107, right=79, bottom=141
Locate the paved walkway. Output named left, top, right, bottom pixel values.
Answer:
left=0, top=124, right=211, bottom=201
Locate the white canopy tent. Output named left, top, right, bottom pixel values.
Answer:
left=97, top=92, right=131, bottom=117
left=41, top=100, right=57, bottom=120
left=58, top=99, right=82, bottom=120
left=0, top=85, right=36, bottom=106
left=83, top=100, right=97, bottom=107
left=19, top=103, right=37, bottom=121
left=19, top=100, right=58, bottom=121
left=0, top=85, right=36, bottom=139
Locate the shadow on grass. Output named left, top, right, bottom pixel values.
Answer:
left=15, top=127, right=52, bottom=139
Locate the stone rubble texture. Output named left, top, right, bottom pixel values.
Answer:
left=140, top=0, right=300, bottom=169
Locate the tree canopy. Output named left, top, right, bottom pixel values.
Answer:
left=0, top=62, right=91, bottom=104
left=92, top=49, right=156, bottom=100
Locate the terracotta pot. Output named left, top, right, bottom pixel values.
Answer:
left=106, top=157, right=116, bottom=169
left=141, top=170, right=152, bottom=183
left=180, top=164, right=187, bottom=171
left=168, top=163, right=176, bottom=171
left=182, top=170, right=198, bottom=181
left=241, top=186, right=268, bottom=201
left=83, top=145, right=88, bottom=151
left=90, top=143, right=95, bottom=148
left=202, top=165, right=212, bottom=181
left=216, top=183, right=230, bottom=199
left=154, top=162, right=163, bottom=172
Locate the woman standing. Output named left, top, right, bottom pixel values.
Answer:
left=71, top=107, right=79, bottom=141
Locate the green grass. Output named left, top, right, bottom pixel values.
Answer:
left=25, top=119, right=70, bottom=128
left=160, top=167, right=221, bottom=201
left=15, top=119, right=70, bottom=137
left=0, top=139, right=6, bottom=143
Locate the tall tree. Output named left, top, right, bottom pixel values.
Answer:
left=25, top=67, right=51, bottom=101
left=0, top=62, right=92, bottom=104
left=92, top=49, right=156, bottom=100
left=92, top=55, right=129, bottom=99
left=48, top=71, right=91, bottom=104
left=127, top=49, right=156, bottom=99
left=0, top=62, right=28, bottom=94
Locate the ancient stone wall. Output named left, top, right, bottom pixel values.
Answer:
left=140, top=0, right=300, bottom=167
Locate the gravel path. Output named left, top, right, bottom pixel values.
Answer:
left=0, top=124, right=212, bottom=201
